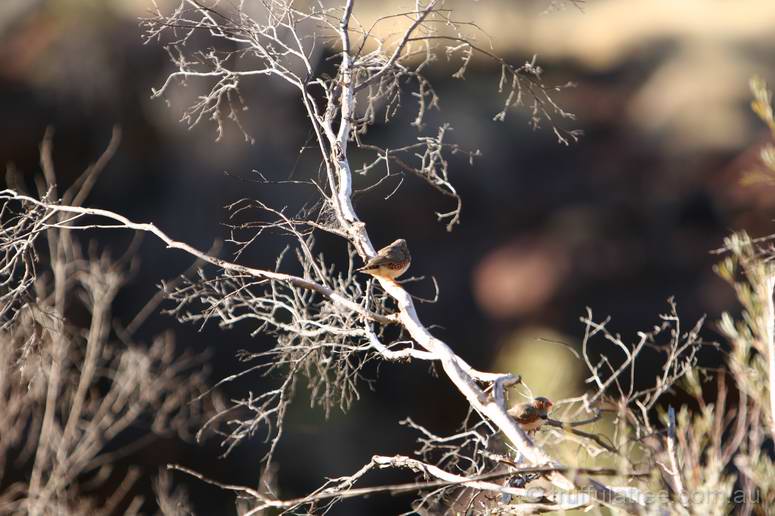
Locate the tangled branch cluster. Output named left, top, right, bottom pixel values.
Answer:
left=143, top=0, right=576, bottom=231
left=0, top=131, right=210, bottom=514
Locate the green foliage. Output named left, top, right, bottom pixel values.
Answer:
left=742, top=77, right=775, bottom=185
left=716, top=233, right=772, bottom=407
left=710, top=113, right=775, bottom=509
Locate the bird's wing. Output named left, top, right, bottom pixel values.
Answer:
left=508, top=404, right=537, bottom=423
left=361, top=244, right=404, bottom=268
left=360, top=253, right=392, bottom=269
left=381, top=244, right=405, bottom=262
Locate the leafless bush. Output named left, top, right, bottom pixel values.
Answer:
left=2, top=1, right=775, bottom=514
left=0, top=130, right=210, bottom=515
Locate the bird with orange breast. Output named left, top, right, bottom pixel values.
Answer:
left=507, top=396, right=553, bottom=433
left=357, top=239, right=411, bottom=280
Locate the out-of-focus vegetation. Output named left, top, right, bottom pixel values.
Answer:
left=3, top=0, right=775, bottom=513
left=0, top=135, right=211, bottom=513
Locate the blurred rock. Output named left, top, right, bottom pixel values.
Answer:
left=474, top=237, right=570, bottom=318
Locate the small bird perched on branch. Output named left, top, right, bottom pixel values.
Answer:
left=357, top=239, right=411, bottom=280
left=507, top=397, right=553, bottom=433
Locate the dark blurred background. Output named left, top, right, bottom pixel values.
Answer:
left=2, top=0, right=775, bottom=513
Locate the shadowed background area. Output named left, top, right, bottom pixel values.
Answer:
left=2, top=0, right=774, bottom=513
